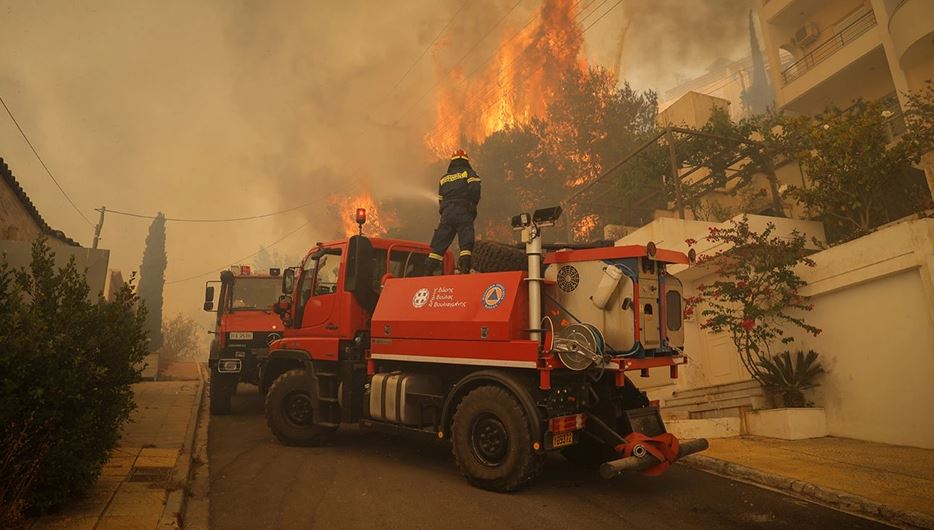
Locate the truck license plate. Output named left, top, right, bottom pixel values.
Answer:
left=229, top=332, right=253, bottom=340
left=552, top=431, right=574, bottom=448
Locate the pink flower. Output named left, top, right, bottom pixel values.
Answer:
left=741, top=319, right=755, bottom=331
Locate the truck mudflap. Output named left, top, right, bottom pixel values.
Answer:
left=599, top=435, right=709, bottom=479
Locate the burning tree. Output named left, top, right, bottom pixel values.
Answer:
left=469, top=67, right=658, bottom=241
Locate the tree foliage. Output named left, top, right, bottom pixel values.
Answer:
left=138, top=212, right=167, bottom=350
left=685, top=218, right=821, bottom=386
left=0, top=239, right=147, bottom=521
left=469, top=66, right=658, bottom=240
left=784, top=88, right=934, bottom=243
left=159, top=313, right=204, bottom=362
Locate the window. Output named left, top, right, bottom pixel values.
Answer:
left=230, top=278, right=281, bottom=310
left=666, top=291, right=682, bottom=331
left=313, top=252, right=342, bottom=296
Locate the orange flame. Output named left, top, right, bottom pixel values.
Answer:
left=427, top=0, right=587, bottom=158
left=328, top=191, right=391, bottom=238
left=573, top=213, right=600, bottom=240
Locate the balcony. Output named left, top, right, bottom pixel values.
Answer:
left=781, top=9, right=877, bottom=85
left=888, top=0, right=934, bottom=71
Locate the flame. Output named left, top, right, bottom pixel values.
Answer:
left=427, top=0, right=587, bottom=158
left=573, top=213, right=599, bottom=240
left=328, top=190, right=391, bottom=238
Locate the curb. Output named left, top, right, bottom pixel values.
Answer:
left=681, top=454, right=934, bottom=530
left=157, top=364, right=207, bottom=529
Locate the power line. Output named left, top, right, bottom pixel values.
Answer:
left=165, top=218, right=313, bottom=284
left=0, top=93, right=94, bottom=227
left=105, top=201, right=316, bottom=223
left=384, top=0, right=472, bottom=101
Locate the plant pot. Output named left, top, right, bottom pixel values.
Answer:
left=744, top=407, right=828, bottom=439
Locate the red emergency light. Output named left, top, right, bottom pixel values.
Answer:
left=355, top=208, right=367, bottom=225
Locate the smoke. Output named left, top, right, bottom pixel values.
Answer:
left=0, top=0, right=756, bottom=329
left=584, top=0, right=757, bottom=94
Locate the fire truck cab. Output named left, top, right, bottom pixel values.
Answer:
left=262, top=208, right=707, bottom=492
left=204, top=265, right=285, bottom=415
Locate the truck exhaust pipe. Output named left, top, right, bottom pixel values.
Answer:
left=599, top=438, right=709, bottom=479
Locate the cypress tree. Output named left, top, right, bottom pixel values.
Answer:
left=742, top=10, right=774, bottom=115
left=138, top=213, right=167, bottom=350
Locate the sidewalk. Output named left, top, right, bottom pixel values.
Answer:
left=682, top=436, right=934, bottom=529
left=31, top=363, right=204, bottom=530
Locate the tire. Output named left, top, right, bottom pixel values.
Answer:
left=210, top=369, right=232, bottom=415
left=561, top=376, right=648, bottom=468
left=452, top=386, right=542, bottom=492
left=472, top=240, right=527, bottom=273
left=265, top=368, right=337, bottom=446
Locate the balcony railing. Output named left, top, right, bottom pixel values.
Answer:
left=781, top=9, right=877, bottom=85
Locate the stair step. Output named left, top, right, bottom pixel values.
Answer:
left=671, top=379, right=762, bottom=400
left=662, top=395, right=769, bottom=415
left=665, top=386, right=766, bottom=408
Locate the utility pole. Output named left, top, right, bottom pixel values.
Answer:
left=665, top=128, right=686, bottom=219
left=92, top=206, right=106, bottom=249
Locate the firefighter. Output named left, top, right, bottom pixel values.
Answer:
left=425, top=149, right=481, bottom=275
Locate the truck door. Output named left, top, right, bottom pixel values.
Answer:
left=296, top=250, right=343, bottom=334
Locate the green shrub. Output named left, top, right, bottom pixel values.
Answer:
left=0, top=239, right=148, bottom=522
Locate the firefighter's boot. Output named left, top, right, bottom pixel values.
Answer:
left=457, top=253, right=471, bottom=274
left=424, top=257, right=442, bottom=276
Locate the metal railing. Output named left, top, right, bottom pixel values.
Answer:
left=781, top=9, right=877, bottom=85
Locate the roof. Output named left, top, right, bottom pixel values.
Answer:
left=0, top=157, right=80, bottom=247
left=544, top=245, right=689, bottom=265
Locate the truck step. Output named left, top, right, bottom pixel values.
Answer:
left=317, top=421, right=340, bottom=428
left=315, top=372, right=338, bottom=378
left=318, top=397, right=340, bottom=404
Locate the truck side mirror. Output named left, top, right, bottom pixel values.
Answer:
left=346, top=235, right=377, bottom=311
left=282, top=267, right=295, bottom=294
left=203, top=285, right=215, bottom=312
left=274, top=294, right=293, bottom=327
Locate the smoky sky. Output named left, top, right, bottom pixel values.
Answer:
left=0, top=0, right=754, bottom=327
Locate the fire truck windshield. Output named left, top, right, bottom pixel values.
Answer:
left=230, top=278, right=280, bottom=311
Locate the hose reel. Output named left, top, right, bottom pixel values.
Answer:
left=552, top=323, right=607, bottom=371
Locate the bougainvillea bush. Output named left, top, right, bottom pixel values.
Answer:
left=685, top=218, right=824, bottom=404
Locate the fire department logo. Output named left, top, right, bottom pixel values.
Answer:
left=481, top=283, right=506, bottom=310
left=412, top=288, right=430, bottom=308
left=265, top=332, right=282, bottom=346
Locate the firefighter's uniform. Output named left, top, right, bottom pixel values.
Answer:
left=427, top=150, right=481, bottom=274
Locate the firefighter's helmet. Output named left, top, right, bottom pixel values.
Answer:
left=451, top=149, right=469, bottom=161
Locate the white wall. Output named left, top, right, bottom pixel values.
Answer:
left=621, top=215, right=934, bottom=449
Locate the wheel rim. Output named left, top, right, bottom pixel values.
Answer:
left=470, top=413, right=509, bottom=467
left=284, top=391, right=314, bottom=426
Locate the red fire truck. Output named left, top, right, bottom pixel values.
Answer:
left=204, top=266, right=285, bottom=414
left=262, top=207, right=707, bottom=491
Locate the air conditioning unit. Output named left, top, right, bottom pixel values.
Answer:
left=793, top=22, right=820, bottom=48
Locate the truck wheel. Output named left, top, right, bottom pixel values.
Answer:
left=265, top=368, right=337, bottom=446
left=472, top=241, right=527, bottom=273
left=210, top=370, right=232, bottom=415
left=452, top=386, right=541, bottom=492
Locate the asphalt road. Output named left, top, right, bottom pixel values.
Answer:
left=209, top=385, right=889, bottom=530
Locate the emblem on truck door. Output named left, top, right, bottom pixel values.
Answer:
left=482, top=283, right=506, bottom=309
left=412, top=288, right=430, bottom=308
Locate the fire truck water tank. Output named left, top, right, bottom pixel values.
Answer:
left=369, top=373, right=441, bottom=426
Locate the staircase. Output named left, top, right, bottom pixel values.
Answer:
left=661, top=379, right=771, bottom=422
